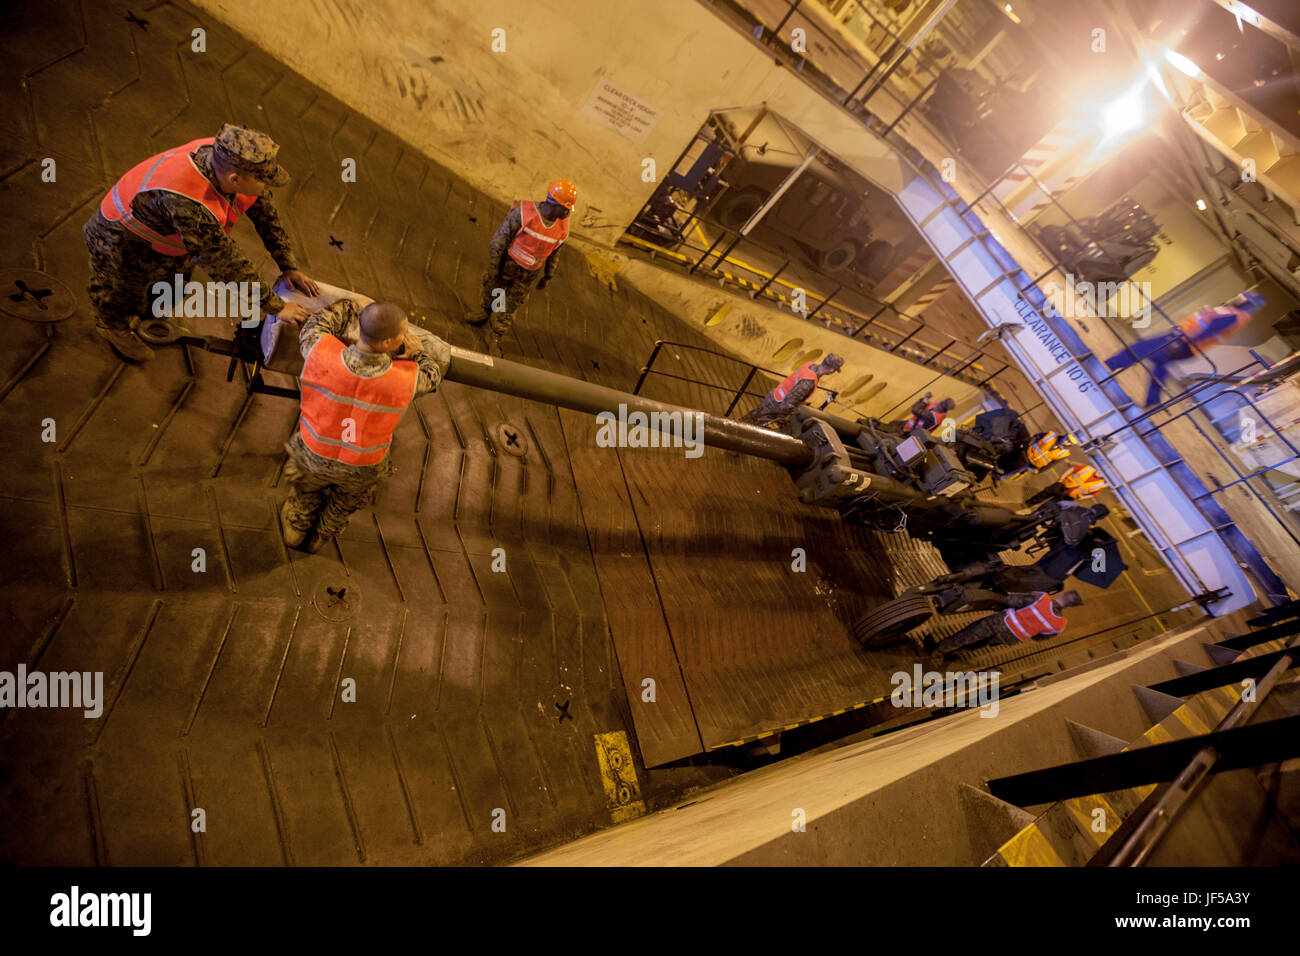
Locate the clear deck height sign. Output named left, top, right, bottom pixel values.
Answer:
left=581, top=77, right=661, bottom=144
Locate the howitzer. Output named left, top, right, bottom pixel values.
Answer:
left=170, top=279, right=1092, bottom=618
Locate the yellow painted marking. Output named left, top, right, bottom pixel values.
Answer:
left=1142, top=722, right=1175, bottom=744
left=997, top=823, right=1067, bottom=867
left=1065, top=795, right=1117, bottom=847
left=593, top=731, right=646, bottom=824
left=706, top=302, right=732, bottom=327
left=1172, top=705, right=1210, bottom=736
left=1130, top=783, right=1157, bottom=801
left=582, top=251, right=621, bottom=292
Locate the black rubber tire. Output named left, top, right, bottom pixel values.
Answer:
left=853, top=591, right=935, bottom=647
left=819, top=240, right=858, bottom=274
left=857, top=239, right=894, bottom=280
left=716, top=188, right=765, bottom=232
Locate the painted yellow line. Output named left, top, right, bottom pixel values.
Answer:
left=997, top=823, right=1067, bottom=867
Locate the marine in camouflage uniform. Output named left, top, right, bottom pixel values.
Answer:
left=83, top=124, right=313, bottom=362
left=930, top=591, right=1081, bottom=661
left=741, top=354, right=844, bottom=427
left=282, top=299, right=451, bottom=546
left=467, top=197, right=569, bottom=356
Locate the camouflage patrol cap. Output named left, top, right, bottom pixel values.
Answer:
left=213, top=124, right=290, bottom=186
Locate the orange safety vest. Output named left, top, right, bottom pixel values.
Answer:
left=904, top=402, right=947, bottom=432
left=507, top=200, right=569, bottom=270
left=1178, top=306, right=1252, bottom=350
left=773, top=362, right=819, bottom=402
left=1062, top=464, right=1106, bottom=499
left=99, top=137, right=258, bottom=255
left=298, top=336, right=419, bottom=466
left=1004, top=592, right=1067, bottom=640
left=1026, top=431, right=1071, bottom=469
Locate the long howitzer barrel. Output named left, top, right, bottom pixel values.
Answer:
left=272, top=277, right=814, bottom=467
left=440, top=345, right=816, bottom=467
left=275, top=281, right=1026, bottom=534
left=441, top=347, right=1030, bottom=538
left=441, top=347, right=1027, bottom=534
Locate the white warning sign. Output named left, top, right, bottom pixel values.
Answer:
left=581, top=77, right=661, bottom=144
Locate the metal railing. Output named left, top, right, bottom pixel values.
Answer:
left=961, top=158, right=1300, bottom=551
left=865, top=121, right=1286, bottom=605
left=631, top=338, right=852, bottom=419
left=697, top=0, right=1300, bottom=585
left=623, top=205, right=989, bottom=372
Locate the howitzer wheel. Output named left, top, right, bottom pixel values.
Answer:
left=853, top=591, right=935, bottom=647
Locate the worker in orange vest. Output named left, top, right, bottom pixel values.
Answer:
left=1062, top=464, right=1106, bottom=499
left=1026, top=463, right=1107, bottom=505
left=467, top=179, right=578, bottom=356
left=84, top=124, right=315, bottom=363
left=741, top=353, right=845, bottom=426
left=931, top=590, right=1082, bottom=661
left=1104, top=292, right=1266, bottom=407
left=902, top=393, right=956, bottom=433
left=281, top=299, right=451, bottom=553
left=1025, top=431, right=1076, bottom=469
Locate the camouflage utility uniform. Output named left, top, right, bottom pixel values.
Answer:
left=473, top=206, right=564, bottom=341
left=83, top=140, right=296, bottom=334
left=283, top=299, right=451, bottom=539
left=932, top=593, right=1048, bottom=658
left=742, top=376, right=819, bottom=427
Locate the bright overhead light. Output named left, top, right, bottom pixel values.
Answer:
left=1196, top=199, right=1207, bottom=210
left=1001, top=3, right=1021, bottom=24
left=1101, top=83, right=1146, bottom=140
left=1164, top=49, right=1201, bottom=79
left=1145, top=61, right=1169, bottom=97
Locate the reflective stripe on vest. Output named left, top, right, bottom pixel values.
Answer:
left=298, top=336, right=418, bottom=466
left=1004, top=592, right=1067, bottom=640
left=1063, top=465, right=1105, bottom=498
left=773, top=362, right=819, bottom=402
left=1026, top=432, right=1059, bottom=469
left=99, top=137, right=258, bottom=256
left=507, top=200, right=569, bottom=270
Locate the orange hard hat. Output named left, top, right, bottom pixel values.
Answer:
left=547, top=178, right=578, bottom=210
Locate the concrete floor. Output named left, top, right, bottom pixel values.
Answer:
left=0, top=0, right=1195, bottom=865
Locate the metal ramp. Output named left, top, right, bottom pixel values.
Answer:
left=890, top=168, right=1284, bottom=616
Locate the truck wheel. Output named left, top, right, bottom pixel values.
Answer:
left=716, top=188, right=765, bottom=232
left=857, top=239, right=894, bottom=280
left=819, top=240, right=858, bottom=274
left=853, top=591, right=935, bottom=647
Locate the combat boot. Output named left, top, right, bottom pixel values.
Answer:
left=96, top=324, right=154, bottom=364
left=303, top=529, right=334, bottom=554
left=279, top=500, right=309, bottom=550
